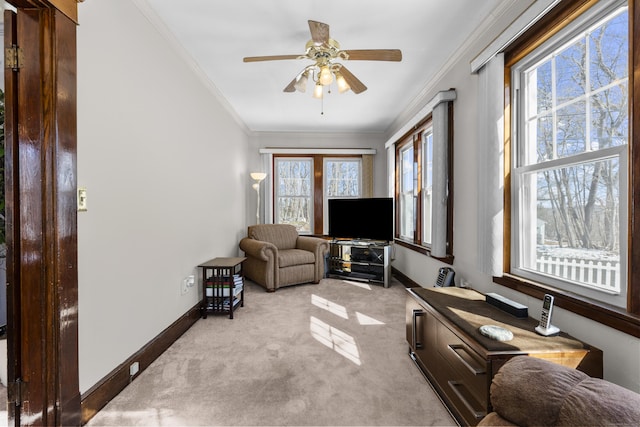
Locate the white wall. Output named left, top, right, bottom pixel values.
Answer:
left=387, top=1, right=640, bottom=393
left=77, top=0, right=248, bottom=393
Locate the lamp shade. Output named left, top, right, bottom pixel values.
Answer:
left=313, top=83, right=323, bottom=99
left=294, top=71, right=308, bottom=93
left=250, top=172, right=267, bottom=182
left=319, top=66, right=333, bottom=85
left=335, top=72, right=350, bottom=93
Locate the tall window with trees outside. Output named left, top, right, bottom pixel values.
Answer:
left=510, top=1, right=628, bottom=307
left=399, top=143, right=415, bottom=240
left=274, top=155, right=364, bottom=234
left=396, top=121, right=437, bottom=249
left=275, top=158, right=313, bottom=233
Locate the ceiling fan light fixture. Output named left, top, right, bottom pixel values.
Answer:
left=335, top=72, right=350, bottom=93
left=294, top=71, right=309, bottom=93
left=244, top=20, right=402, bottom=98
left=313, top=82, right=323, bottom=99
left=319, top=66, right=333, bottom=86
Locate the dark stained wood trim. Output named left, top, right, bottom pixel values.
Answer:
left=502, top=67, right=512, bottom=274
left=313, top=157, right=323, bottom=235
left=504, top=0, right=598, bottom=67
left=446, top=101, right=455, bottom=257
left=52, top=8, right=81, bottom=426
left=4, top=4, right=81, bottom=425
left=7, top=1, right=78, bottom=23
left=80, top=303, right=202, bottom=425
left=494, top=274, right=640, bottom=338
left=3, top=9, right=21, bottom=425
left=629, top=0, right=640, bottom=314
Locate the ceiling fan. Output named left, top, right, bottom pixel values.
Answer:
left=243, top=20, right=402, bottom=97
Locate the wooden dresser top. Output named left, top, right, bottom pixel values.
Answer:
left=408, top=286, right=592, bottom=353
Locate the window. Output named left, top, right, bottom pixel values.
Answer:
left=511, top=1, right=628, bottom=308
left=394, top=105, right=452, bottom=260
left=274, top=158, right=314, bottom=233
left=272, top=154, right=368, bottom=235
left=502, top=0, right=640, bottom=330
left=399, top=142, right=415, bottom=240
left=397, top=126, right=434, bottom=244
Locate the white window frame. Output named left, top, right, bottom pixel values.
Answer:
left=510, top=0, right=629, bottom=307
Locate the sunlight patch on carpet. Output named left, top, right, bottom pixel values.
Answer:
left=309, top=316, right=361, bottom=365
left=356, top=311, right=385, bottom=325
left=343, top=280, right=372, bottom=290
left=311, top=294, right=349, bottom=319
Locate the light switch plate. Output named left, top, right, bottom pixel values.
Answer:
left=77, top=187, right=88, bottom=211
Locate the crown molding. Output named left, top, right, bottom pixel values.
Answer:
left=131, top=0, right=251, bottom=135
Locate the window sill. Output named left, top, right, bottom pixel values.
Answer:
left=394, top=239, right=454, bottom=265
left=494, top=274, right=640, bottom=338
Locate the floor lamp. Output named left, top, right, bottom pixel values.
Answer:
left=250, top=172, right=267, bottom=224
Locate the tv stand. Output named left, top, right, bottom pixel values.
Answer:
left=328, top=240, right=391, bottom=287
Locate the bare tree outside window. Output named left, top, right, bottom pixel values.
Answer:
left=275, top=158, right=313, bottom=233
left=514, top=5, right=628, bottom=297
left=325, top=160, right=360, bottom=198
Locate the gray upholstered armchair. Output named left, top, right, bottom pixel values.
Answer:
left=239, top=224, right=330, bottom=292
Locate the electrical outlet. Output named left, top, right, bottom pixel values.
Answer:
left=181, top=279, right=189, bottom=295
left=130, top=361, right=139, bottom=376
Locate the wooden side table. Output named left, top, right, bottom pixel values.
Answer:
left=198, top=257, right=246, bottom=319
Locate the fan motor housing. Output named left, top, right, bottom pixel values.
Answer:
left=305, top=38, right=342, bottom=63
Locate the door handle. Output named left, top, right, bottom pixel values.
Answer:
left=412, top=309, right=426, bottom=350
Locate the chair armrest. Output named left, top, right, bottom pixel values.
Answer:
left=296, top=236, right=329, bottom=256
left=297, top=236, right=329, bottom=283
left=239, top=238, right=277, bottom=261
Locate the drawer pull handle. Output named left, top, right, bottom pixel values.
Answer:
left=412, top=309, right=426, bottom=350
left=448, top=381, right=486, bottom=420
left=448, top=344, right=486, bottom=375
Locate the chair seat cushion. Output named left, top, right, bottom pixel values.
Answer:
left=278, top=249, right=315, bottom=267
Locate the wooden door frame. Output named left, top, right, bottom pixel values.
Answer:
left=4, top=1, right=80, bottom=425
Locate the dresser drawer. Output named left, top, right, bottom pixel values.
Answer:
left=406, top=287, right=602, bottom=427
left=436, top=321, right=489, bottom=419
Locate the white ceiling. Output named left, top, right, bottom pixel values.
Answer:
left=141, top=0, right=507, bottom=134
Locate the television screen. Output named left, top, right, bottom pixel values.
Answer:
left=328, top=198, right=394, bottom=242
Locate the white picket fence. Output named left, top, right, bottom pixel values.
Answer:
left=536, top=256, right=620, bottom=292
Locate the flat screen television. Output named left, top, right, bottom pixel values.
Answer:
left=328, top=198, right=394, bottom=242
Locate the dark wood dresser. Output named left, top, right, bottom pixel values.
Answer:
left=406, top=286, right=603, bottom=426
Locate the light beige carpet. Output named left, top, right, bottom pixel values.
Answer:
left=86, top=278, right=457, bottom=426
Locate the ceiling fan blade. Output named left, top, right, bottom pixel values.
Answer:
left=337, top=65, right=367, bottom=94
left=283, top=68, right=311, bottom=93
left=283, top=77, right=297, bottom=93
left=343, top=49, right=402, bottom=61
left=243, top=55, right=300, bottom=62
left=308, top=20, right=330, bottom=45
